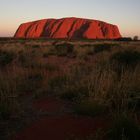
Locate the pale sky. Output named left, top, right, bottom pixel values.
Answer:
left=0, top=0, right=140, bottom=37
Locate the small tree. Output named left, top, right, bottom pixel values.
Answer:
left=133, top=36, right=139, bottom=41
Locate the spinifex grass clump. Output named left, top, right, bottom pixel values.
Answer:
left=19, top=72, right=43, bottom=93
left=0, top=69, right=21, bottom=120
left=111, top=50, right=140, bottom=73
left=0, top=50, right=16, bottom=67
left=31, top=45, right=40, bottom=48
left=18, top=49, right=42, bottom=68
left=94, top=43, right=118, bottom=53
left=60, top=85, right=89, bottom=101
left=47, top=59, right=95, bottom=100
left=74, top=99, right=108, bottom=117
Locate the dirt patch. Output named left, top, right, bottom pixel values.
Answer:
left=12, top=97, right=108, bottom=140
left=33, top=97, right=71, bottom=114
left=14, top=115, right=107, bottom=140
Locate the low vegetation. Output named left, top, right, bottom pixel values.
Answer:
left=108, top=114, right=140, bottom=140
left=0, top=50, right=16, bottom=67
left=0, top=39, right=140, bottom=140
left=74, top=100, right=108, bottom=117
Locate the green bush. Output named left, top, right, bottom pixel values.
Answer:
left=0, top=50, right=16, bottom=67
left=108, top=114, right=140, bottom=140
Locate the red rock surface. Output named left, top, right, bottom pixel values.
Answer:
left=14, top=17, right=121, bottom=39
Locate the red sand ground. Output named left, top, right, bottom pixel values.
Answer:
left=14, top=115, right=106, bottom=140
left=33, top=97, right=68, bottom=113
left=14, top=97, right=108, bottom=140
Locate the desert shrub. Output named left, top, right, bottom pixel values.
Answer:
left=80, top=44, right=95, bottom=48
left=42, top=46, right=57, bottom=56
left=32, top=44, right=40, bottom=48
left=75, top=47, right=94, bottom=59
left=65, top=43, right=74, bottom=53
left=47, top=75, right=69, bottom=94
left=0, top=71, right=20, bottom=120
left=70, top=61, right=93, bottom=77
left=111, top=50, right=140, bottom=67
left=60, top=86, right=89, bottom=101
left=94, top=43, right=118, bottom=53
left=110, top=50, right=140, bottom=74
left=84, top=62, right=140, bottom=113
left=18, top=51, right=28, bottom=65
left=0, top=104, right=10, bottom=120
left=43, top=53, right=48, bottom=58
left=0, top=50, right=16, bottom=67
left=55, top=43, right=74, bottom=56
left=86, top=47, right=94, bottom=55
left=18, top=50, right=43, bottom=68
left=116, top=37, right=132, bottom=41
left=76, top=49, right=88, bottom=60
left=74, top=100, right=108, bottom=117
left=44, top=63, right=59, bottom=72
left=0, top=38, right=11, bottom=42
left=18, top=72, right=43, bottom=94
left=108, top=114, right=140, bottom=140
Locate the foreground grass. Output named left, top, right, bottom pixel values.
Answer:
left=0, top=39, right=140, bottom=139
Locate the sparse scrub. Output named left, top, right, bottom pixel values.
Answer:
left=18, top=49, right=44, bottom=68
left=0, top=50, right=16, bottom=67
left=43, top=45, right=57, bottom=56
left=0, top=39, right=140, bottom=139
left=45, top=63, right=59, bottom=71
left=111, top=50, right=140, bottom=69
left=110, top=50, right=140, bottom=77
left=74, top=99, right=108, bottom=117
left=87, top=65, right=140, bottom=113
left=18, top=71, right=44, bottom=94
left=60, top=85, right=89, bottom=101
left=0, top=69, right=21, bottom=120
left=47, top=72, right=89, bottom=101
left=54, top=43, right=74, bottom=56
left=32, top=44, right=40, bottom=48
left=0, top=105, right=11, bottom=120
left=94, top=43, right=118, bottom=53
left=75, top=47, right=92, bottom=59
left=108, top=114, right=140, bottom=140
left=43, top=52, right=48, bottom=58
left=47, top=75, right=69, bottom=94
left=69, top=61, right=93, bottom=77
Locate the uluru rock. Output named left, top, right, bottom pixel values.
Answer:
left=14, top=17, right=121, bottom=39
